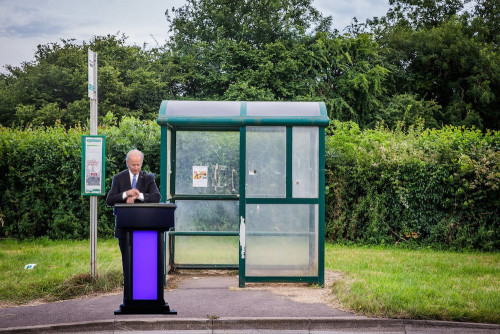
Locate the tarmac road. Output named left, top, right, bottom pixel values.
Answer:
left=0, top=274, right=498, bottom=333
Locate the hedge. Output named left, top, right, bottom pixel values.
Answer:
left=0, top=118, right=498, bottom=250
left=325, top=121, right=499, bottom=250
left=0, top=117, right=160, bottom=239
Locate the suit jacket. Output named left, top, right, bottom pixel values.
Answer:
left=106, top=169, right=161, bottom=237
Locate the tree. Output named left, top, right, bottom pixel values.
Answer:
left=379, top=94, right=443, bottom=129
left=166, top=0, right=332, bottom=49
left=366, top=0, right=500, bottom=130
left=0, top=35, right=176, bottom=127
left=368, top=0, right=471, bottom=30
left=311, top=32, right=390, bottom=127
left=164, top=0, right=393, bottom=128
left=471, top=0, right=500, bottom=45
left=3, top=0, right=496, bottom=130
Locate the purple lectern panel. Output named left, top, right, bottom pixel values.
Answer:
left=132, top=231, right=157, bottom=300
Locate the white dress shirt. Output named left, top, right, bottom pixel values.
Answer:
left=121, top=170, right=145, bottom=201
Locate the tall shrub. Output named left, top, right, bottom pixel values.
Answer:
left=325, top=120, right=500, bottom=250
left=1, top=117, right=498, bottom=250
left=0, top=117, right=161, bottom=239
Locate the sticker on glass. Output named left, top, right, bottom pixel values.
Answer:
left=193, top=166, right=208, bottom=187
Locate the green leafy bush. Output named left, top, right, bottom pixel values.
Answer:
left=1, top=118, right=498, bottom=250
left=0, top=116, right=161, bottom=239
left=325, top=120, right=500, bottom=250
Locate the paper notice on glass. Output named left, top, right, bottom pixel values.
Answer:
left=193, top=166, right=208, bottom=187
left=84, top=137, right=103, bottom=193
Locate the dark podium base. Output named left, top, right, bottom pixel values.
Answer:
left=113, top=204, right=178, bottom=316
left=114, top=302, right=177, bottom=315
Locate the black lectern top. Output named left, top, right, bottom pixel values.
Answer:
left=113, top=203, right=176, bottom=230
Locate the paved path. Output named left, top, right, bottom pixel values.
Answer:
left=0, top=274, right=498, bottom=333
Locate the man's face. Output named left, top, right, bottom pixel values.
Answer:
left=127, top=155, right=143, bottom=175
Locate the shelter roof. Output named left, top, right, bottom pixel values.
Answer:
left=157, top=101, right=329, bottom=129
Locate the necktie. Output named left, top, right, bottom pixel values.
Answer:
left=132, top=174, right=137, bottom=189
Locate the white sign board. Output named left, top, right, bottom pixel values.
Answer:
left=88, top=49, right=95, bottom=99
left=82, top=136, right=106, bottom=195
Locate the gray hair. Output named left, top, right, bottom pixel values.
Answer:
left=126, top=149, right=144, bottom=162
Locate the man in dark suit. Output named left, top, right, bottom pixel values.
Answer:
left=106, top=149, right=161, bottom=208
left=106, top=149, right=161, bottom=302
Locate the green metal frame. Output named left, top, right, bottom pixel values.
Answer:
left=173, top=195, right=239, bottom=200
left=158, top=101, right=327, bottom=288
left=162, top=126, right=241, bottom=272
left=238, top=126, right=246, bottom=287
left=160, top=127, right=169, bottom=201
left=244, top=277, right=319, bottom=284
left=167, top=230, right=239, bottom=271
left=239, top=126, right=324, bottom=287
left=318, top=127, right=326, bottom=286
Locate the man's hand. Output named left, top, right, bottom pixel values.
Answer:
left=125, top=189, right=140, bottom=203
left=126, top=195, right=138, bottom=204
left=126, top=189, right=140, bottom=197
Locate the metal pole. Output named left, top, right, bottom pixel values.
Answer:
left=90, top=196, right=97, bottom=277
left=90, top=51, right=98, bottom=278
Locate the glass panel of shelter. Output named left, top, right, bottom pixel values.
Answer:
left=171, top=130, right=240, bottom=268
left=292, top=127, right=319, bottom=198
left=170, top=126, right=319, bottom=277
left=175, top=131, right=239, bottom=196
left=244, top=126, right=320, bottom=279
left=245, top=204, right=318, bottom=277
left=245, top=126, right=286, bottom=198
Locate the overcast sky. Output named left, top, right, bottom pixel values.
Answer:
left=0, top=0, right=390, bottom=73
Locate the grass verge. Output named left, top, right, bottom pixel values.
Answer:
left=0, top=238, right=122, bottom=305
left=326, top=243, right=500, bottom=324
left=1, top=238, right=498, bottom=325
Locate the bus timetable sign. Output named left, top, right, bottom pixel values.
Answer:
left=81, top=135, right=106, bottom=196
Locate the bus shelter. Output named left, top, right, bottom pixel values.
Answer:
left=157, top=101, right=329, bottom=287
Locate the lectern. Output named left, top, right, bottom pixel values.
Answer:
left=113, top=203, right=177, bottom=315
